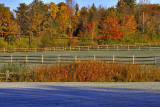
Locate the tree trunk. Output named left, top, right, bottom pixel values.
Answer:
left=29, top=33, right=32, bottom=48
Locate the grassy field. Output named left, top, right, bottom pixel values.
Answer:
left=0, top=50, right=160, bottom=68
left=1, top=50, right=160, bottom=56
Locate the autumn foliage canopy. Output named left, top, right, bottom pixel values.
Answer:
left=0, top=0, right=160, bottom=47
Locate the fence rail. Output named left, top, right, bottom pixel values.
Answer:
left=1, top=43, right=160, bottom=53
left=0, top=55, right=159, bottom=65
left=0, top=70, right=18, bottom=81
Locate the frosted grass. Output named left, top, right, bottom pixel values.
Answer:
left=0, top=82, right=160, bottom=107
left=1, top=50, right=160, bottom=57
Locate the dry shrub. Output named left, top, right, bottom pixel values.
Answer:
left=12, top=61, right=160, bottom=82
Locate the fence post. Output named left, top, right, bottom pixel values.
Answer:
left=133, top=55, right=135, bottom=64
left=94, top=55, right=96, bottom=61
left=11, top=55, right=13, bottom=63
left=75, top=56, right=77, bottom=62
left=26, top=55, right=28, bottom=63
left=4, top=48, right=5, bottom=53
left=154, top=56, right=156, bottom=64
left=128, top=44, right=129, bottom=51
left=6, top=70, right=9, bottom=82
left=139, top=46, right=141, bottom=51
left=70, top=47, right=71, bottom=51
left=79, top=46, right=80, bottom=51
left=117, top=46, right=119, bottom=51
left=88, top=46, right=89, bottom=51
left=58, top=55, right=60, bottom=63
left=41, top=55, right=43, bottom=64
left=107, top=45, right=108, bottom=51
left=98, top=46, right=99, bottom=51
left=113, top=55, right=115, bottom=63
left=150, top=45, right=151, bottom=51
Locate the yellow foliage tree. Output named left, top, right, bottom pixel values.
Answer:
left=122, top=14, right=137, bottom=34
left=57, top=5, right=70, bottom=35
left=49, top=2, right=59, bottom=20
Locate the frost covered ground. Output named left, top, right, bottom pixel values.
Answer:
left=0, top=82, right=160, bottom=107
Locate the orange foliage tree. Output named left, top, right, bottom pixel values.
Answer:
left=86, top=22, right=96, bottom=44
left=48, top=2, right=59, bottom=20
left=99, top=14, right=124, bottom=40
left=122, top=14, right=137, bottom=34
left=0, top=4, right=19, bottom=44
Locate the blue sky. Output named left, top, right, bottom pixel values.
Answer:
left=0, top=0, right=160, bottom=11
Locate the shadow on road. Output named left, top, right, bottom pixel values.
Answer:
left=0, top=85, right=160, bottom=107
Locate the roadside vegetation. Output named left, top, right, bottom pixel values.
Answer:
left=1, top=61, right=160, bottom=82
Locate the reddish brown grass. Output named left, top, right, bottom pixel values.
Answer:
left=12, top=61, right=160, bottom=82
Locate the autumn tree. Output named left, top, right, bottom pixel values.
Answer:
left=0, top=4, right=19, bottom=45
left=42, top=2, right=59, bottom=47
left=0, top=4, right=12, bottom=37
left=120, top=14, right=137, bottom=42
left=77, top=7, right=89, bottom=38
left=43, top=2, right=59, bottom=35
left=96, top=5, right=105, bottom=23
left=86, top=22, right=96, bottom=45
left=98, top=8, right=124, bottom=43
left=14, top=3, right=29, bottom=37
left=66, top=0, right=75, bottom=36
left=135, top=3, right=160, bottom=41
left=57, top=3, right=70, bottom=35
left=116, top=0, right=136, bottom=17
left=116, top=0, right=129, bottom=16
left=79, top=7, right=88, bottom=27
left=0, top=4, right=11, bottom=38
left=123, top=0, right=136, bottom=10
left=144, top=4, right=160, bottom=41
left=78, top=7, right=89, bottom=45
left=82, top=4, right=98, bottom=44
left=75, top=3, right=79, bottom=15
left=88, top=3, right=97, bottom=22
left=122, top=14, right=137, bottom=34
left=27, top=0, right=47, bottom=47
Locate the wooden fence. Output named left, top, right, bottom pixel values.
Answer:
left=0, top=43, right=160, bottom=53
left=0, top=55, right=159, bottom=65
left=0, top=70, right=18, bottom=81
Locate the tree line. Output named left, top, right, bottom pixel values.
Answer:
left=0, top=0, right=160, bottom=48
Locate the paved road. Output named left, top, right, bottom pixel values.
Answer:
left=0, top=82, right=160, bottom=107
